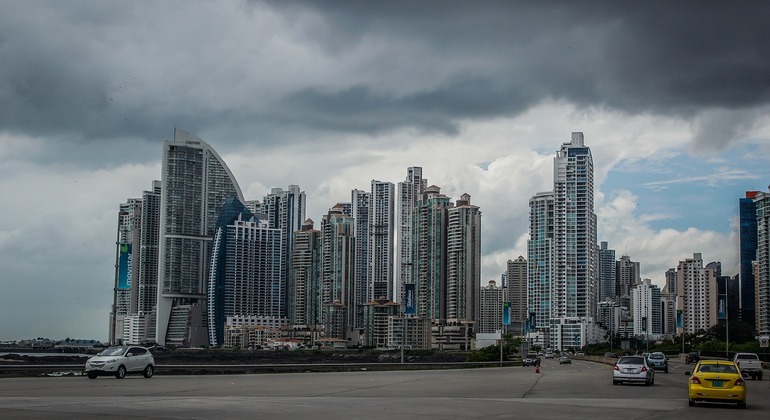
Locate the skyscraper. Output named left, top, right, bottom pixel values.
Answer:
left=739, top=191, right=759, bottom=328
left=552, top=133, right=597, bottom=322
left=369, top=180, right=395, bottom=302
left=289, top=219, right=322, bottom=330
left=616, top=255, right=641, bottom=298
left=598, top=241, right=617, bottom=302
left=632, top=279, right=662, bottom=337
left=676, top=253, right=717, bottom=334
left=206, top=197, right=282, bottom=346
left=156, top=129, right=244, bottom=347
left=111, top=198, right=142, bottom=344
left=527, top=192, right=554, bottom=334
left=506, top=256, right=527, bottom=327
left=478, top=280, right=503, bottom=334
left=528, top=132, right=597, bottom=350
left=446, top=193, right=481, bottom=322
left=396, top=167, right=426, bottom=308
left=413, top=185, right=451, bottom=321
left=321, top=204, right=356, bottom=339
left=262, top=185, right=307, bottom=319
left=753, top=189, right=770, bottom=336
left=351, top=189, right=370, bottom=330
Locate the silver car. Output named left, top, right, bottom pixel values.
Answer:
left=85, top=346, right=155, bottom=379
left=613, top=355, right=654, bottom=385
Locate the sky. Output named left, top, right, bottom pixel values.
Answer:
left=1, top=1, right=769, bottom=342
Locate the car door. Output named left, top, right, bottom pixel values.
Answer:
left=127, top=347, right=144, bottom=372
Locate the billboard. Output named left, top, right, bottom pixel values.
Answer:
left=117, top=244, right=132, bottom=290
left=503, top=302, right=510, bottom=325
left=717, top=295, right=727, bottom=320
left=404, top=283, right=415, bottom=315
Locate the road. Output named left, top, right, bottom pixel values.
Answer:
left=0, top=357, right=767, bottom=419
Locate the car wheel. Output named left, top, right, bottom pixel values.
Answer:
left=737, top=401, right=746, bottom=409
left=613, top=380, right=619, bottom=385
left=143, top=365, right=154, bottom=378
left=115, top=365, right=127, bottom=379
left=87, top=372, right=98, bottom=379
left=664, top=368, right=668, bottom=374
left=758, top=373, right=763, bottom=381
left=688, top=400, right=695, bottom=407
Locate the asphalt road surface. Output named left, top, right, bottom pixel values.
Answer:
left=1, top=357, right=767, bottom=419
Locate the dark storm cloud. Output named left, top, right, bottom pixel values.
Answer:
left=262, top=0, right=770, bottom=146
left=1, top=0, right=768, bottom=155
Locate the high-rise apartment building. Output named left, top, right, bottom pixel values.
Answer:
left=506, top=256, right=527, bottom=326
left=156, top=129, right=245, bottom=347
left=111, top=198, right=142, bottom=344
left=351, top=189, right=370, bottom=330
left=753, top=189, right=770, bottom=336
left=478, top=280, right=503, bottom=334
left=396, top=167, right=426, bottom=308
left=262, top=185, right=306, bottom=319
left=321, top=204, right=356, bottom=339
left=369, top=180, right=395, bottom=302
left=289, top=219, right=322, bottom=330
left=598, top=241, right=617, bottom=302
left=137, top=181, right=162, bottom=316
left=207, top=197, right=282, bottom=346
left=412, top=185, right=452, bottom=321
left=632, top=279, right=662, bottom=337
left=616, top=255, right=641, bottom=298
left=446, top=193, right=481, bottom=322
left=676, top=253, right=718, bottom=334
left=664, top=268, right=678, bottom=296
left=529, top=132, right=597, bottom=350
left=527, top=192, right=554, bottom=334
left=739, top=191, right=759, bottom=328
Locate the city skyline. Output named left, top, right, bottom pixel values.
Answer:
left=2, top=1, right=770, bottom=341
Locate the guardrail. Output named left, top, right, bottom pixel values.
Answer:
left=0, top=361, right=525, bottom=377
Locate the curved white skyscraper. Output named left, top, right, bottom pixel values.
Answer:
left=155, top=129, right=244, bottom=346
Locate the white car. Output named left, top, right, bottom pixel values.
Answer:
left=613, top=355, right=654, bottom=386
left=85, top=346, right=155, bottom=379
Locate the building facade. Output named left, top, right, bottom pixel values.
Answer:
left=446, top=193, right=481, bottom=323
left=598, top=241, right=617, bottom=302
left=396, top=167, right=426, bottom=310
left=754, top=190, right=770, bottom=336
left=369, top=180, right=395, bottom=302
left=156, top=129, right=245, bottom=347
left=478, top=280, right=503, bottom=334
left=506, top=256, right=527, bottom=327
left=206, top=198, right=282, bottom=346
left=676, top=253, right=718, bottom=334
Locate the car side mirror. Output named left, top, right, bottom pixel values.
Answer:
left=126, top=353, right=133, bottom=357
left=684, top=371, right=690, bottom=375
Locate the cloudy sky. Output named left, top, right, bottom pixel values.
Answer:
left=1, top=1, right=769, bottom=342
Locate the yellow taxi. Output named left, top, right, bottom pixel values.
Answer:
left=688, top=359, right=746, bottom=408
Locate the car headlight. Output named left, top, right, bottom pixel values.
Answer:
left=105, top=358, right=117, bottom=363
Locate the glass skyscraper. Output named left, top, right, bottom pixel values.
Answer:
left=156, top=129, right=244, bottom=347
left=739, top=191, right=759, bottom=328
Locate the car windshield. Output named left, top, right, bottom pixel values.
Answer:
left=618, top=356, right=644, bottom=365
left=98, top=347, right=128, bottom=356
left=649, top=354, right=664, bottom=359
left=698, top=364, right=738, bottom=374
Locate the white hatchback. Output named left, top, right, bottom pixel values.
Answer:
left=85, top=346, right=155, bottom=379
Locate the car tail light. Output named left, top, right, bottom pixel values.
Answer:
left=641, top=366, right=648, bottom=372
left=690, top=376, right=701, bottom=384
left=735, top=377, right=745, bottom=386
left=614, top=365, right=620, bottom=371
